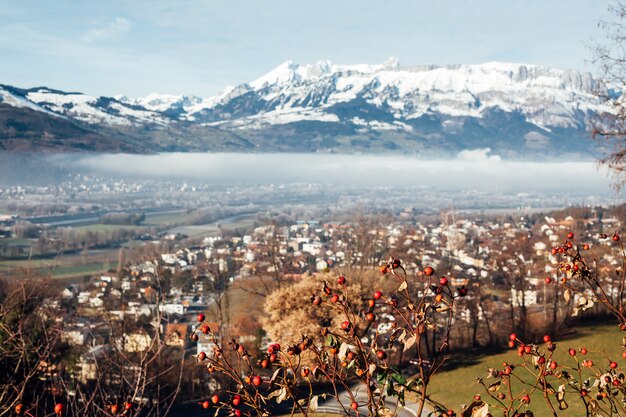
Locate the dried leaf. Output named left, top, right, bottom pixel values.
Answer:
left=308, top=395, right=319, bottom=413
left=268, top=387, right=288, bottom=404
left=572, top=296, right=594, bottom=317
left=338, top=342, right=349, bottom=361
left=461, top=401, right=489, bottom=417
left=270, top=367, right=282, bottom=385
left=377, top=406, right=394, bottom=417
left=487, top=380, right=501, bottom=392
left=403, top=333, right=417, bottom=352
left=435, top=304, right=451, bottom=313
left=390, top=328, right=406, bottom=343
left=557, top=384, right=568, bottom=410
left=397, top=280, right=408, bottom=292
left=563, top=289, right=572, bottom=302
left=369, top=363, right=377, bottom=376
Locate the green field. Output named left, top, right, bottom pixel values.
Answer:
left=143, top=211, right=192, bottom=226
left=0, top=258, right=109, bottom=278
left=71, top=223, right=146, bottom=233
left=0, top=248, right=118, bottom=281
left=166, top=215, right=256, bottom=238
left=424, top=322, right=624, bottom=416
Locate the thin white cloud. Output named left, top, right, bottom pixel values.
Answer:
left=82, top=17, right=131, bottom=42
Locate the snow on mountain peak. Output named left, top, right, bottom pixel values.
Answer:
left=183, top=59, right=606, bottom=131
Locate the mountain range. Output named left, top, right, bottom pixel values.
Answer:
left=0, top=59, right=610, bottom=156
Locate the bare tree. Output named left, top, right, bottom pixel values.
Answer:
left=0, top=277, right=63, bottom=417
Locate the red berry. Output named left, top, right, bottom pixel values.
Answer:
left=232, top=395, right=241, bottom=407
left=521, top=395, right=530, bottom=404
left=423, top=266, right=435, bottom=276
left=447, top=410, right=455, bottom=417
left=373, top=290, right=382, bottom=300
left=545, top=277, right=551, bottom=284
left=583, top=244, right=590, bottom=250
left=622, top=351, right=626, bottom=359
left=198, top=351, right=206, bottom=361
left=507, top=340, right=515, bottom=348
left=15, top=405, right=23, bottom=415
left=110, top=405, right=119, bottom=415
left=440, top=277, right=448, bottom=286
left=54, top=404, right=63, bottom=415
left=200, top=324, right=210, bottom=334
left=549, top=361, right=558, bottom=370
left=341, top=321, right=350, bottom=330
left=569, top=349, right=576, bottom=356
left=233, top=410, right=242, bottom=417
left=567, top=232, right=574, bottom=239
left=197, top=313, right=205, bottom=322
left=509, top=333, right=517, bottom=341
left=614, top=233, right=621, bottom=241
left=380, top=265, right=388, bottom=275
left=581, top=389, right=588, bottom=397
left=376, top=350, right=387, bottom=360
left=211, top=395, right=219, bottom=404
left=202, top=401, right=210, bottom=409
left=543, top=335, right=551, bottom=343
left=524, top=345, right=532, bottom=354
left=124, top=403, right=133, bottom=411
left=330, top=294, right=339, bottom=303
left=311, top=295, right=322, bottom=305
left=611, top=361, right=618, bottom=369
left=252, top=375, right=262, bottom=387
left=581, top=347, right=588, bottom=355
left=350, top=401, right=358, bottom=410
left=366, top=312, right=376, bottom=322
left=337, top=275, right=346, bottom=285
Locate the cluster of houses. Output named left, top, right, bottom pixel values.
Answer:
left=47, top=210, right=626, bottom=384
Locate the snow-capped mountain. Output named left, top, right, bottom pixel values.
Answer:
left=142, top=59, right=602, bottom=130
left=0, top=60, right=612, bottom=155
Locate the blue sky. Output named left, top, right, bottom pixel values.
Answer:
left=0, top=0, right=615, bottom=97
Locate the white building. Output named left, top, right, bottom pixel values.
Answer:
left=158, top=303, right=185, bottom=315
left=510, top=289, right=538, bottom=307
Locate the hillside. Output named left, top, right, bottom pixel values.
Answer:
left=0, top=60, right=611, bottom=156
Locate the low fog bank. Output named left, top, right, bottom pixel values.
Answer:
left=61, top=149, right=613, bottom=192
left=0, top=149, right=617, bottom=194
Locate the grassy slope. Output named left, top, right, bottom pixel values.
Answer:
left=425, top=322, right=624, bottom=416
